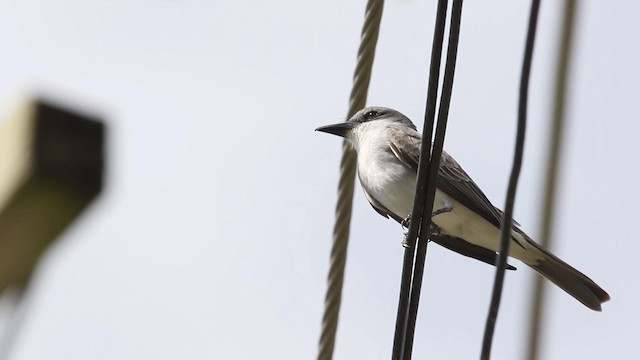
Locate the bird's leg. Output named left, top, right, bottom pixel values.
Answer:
left=428, top=205, right=452, bottom=237
left=431, top=205, right=453, bottom=218
left=401, top=206, right=453, bottom=248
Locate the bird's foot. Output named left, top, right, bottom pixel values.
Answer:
left=400, top=206, right=453, bottom=248
left=401, top=213, right=413, bottom=248
left=401, top=233, right=411, bottom=248
left=401, top=213, right=412, bottom=229
left=428, top=222, right=443, bottom=237
left=427, top=206, right=451, bottom=238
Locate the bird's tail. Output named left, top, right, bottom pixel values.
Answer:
left=523, top=239, right=610, bottom=311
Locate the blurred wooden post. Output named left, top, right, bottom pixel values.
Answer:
left=0, top=99, right=105, bottom=293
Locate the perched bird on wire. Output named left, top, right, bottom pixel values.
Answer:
left=316, top=106, right=609, bottom=311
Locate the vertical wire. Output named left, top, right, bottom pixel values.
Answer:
left=526, top=1, right=577, bottom=359
left=401, top=0, right=464, bottom=358
left=317, top=1, right=385, bottom=359
left=480, top=0, right=541, bottom=359
left=392, top=0, right=449, bottom=358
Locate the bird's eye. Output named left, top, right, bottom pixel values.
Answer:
left=365, top=110, right=379, bottom=119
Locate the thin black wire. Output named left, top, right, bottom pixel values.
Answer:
left=526, top=1, right=576, bottom=359
left=402, top=1, right=464, bottom=359
left=480, top=1, right=540, bottom=359
left=392, top=0, right=449, bottom=358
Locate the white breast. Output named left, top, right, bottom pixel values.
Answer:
left=353, top=122, right=416, bottom=219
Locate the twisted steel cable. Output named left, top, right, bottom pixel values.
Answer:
left=317, top=1, right=385, bottom=359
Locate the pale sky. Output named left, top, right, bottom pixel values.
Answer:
left=0, top=1, right=638, bottom=359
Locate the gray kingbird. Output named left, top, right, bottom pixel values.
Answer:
left=316, top=106, right=609, bottom=311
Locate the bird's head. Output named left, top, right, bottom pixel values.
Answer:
left=315, top=106, right=416, bottom=150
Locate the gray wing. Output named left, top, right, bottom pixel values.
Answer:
left=387, top=126, right=503, bottom=228
left=438, top=151, right=505, bottom=228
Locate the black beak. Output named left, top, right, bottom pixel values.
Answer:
left=315, top=122, right=355, bottom=138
